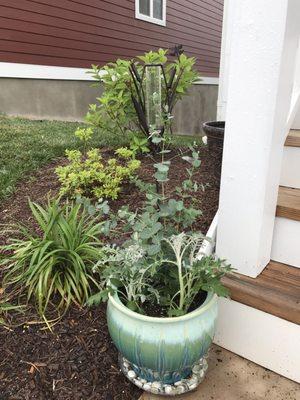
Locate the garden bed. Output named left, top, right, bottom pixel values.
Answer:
left=0, top=146, right=220, bottom=400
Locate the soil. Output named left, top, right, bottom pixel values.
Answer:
left=142, top=290, right=208, bottom=318
left=0, top=146, right=221, bottom=400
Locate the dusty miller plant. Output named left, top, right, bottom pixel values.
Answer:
left=88, top=233, right=232, bottom=316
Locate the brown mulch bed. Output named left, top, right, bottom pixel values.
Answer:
left=0, top=146, right=220, bottom=400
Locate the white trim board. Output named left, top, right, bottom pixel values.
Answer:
left=0, top=62, right=219, bottom=85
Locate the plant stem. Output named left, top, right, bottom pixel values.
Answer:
left=176, top=254, right=185, bottom=310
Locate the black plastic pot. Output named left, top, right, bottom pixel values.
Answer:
left=202, top=121, right=225, bottom=181
left=202, top=121, right=225, bottom=151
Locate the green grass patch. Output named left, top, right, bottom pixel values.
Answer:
left=0, top=116, right=128, bottom=200
left=0, top=115, right=202, bottom=200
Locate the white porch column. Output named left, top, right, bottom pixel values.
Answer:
left=216, top=0, right=300, bottom=277
left=216, top=0, right=236, bottom=121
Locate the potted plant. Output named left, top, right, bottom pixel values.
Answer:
left=202, top=121, right=225, bottom=179
left=86, top=48, right=231, bottom=395
left=88, top=140, right=231, bottom=396
left=202, top=121, right=225, bottom=151
left=102, top=235, right=230, bottom=396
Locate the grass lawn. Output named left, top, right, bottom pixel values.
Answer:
left=0, top=116, right=128, bottom=200
left=0, top=115, right=201, bottom=200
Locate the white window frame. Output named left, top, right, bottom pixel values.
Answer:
left=135, top=0, right=166, bottom=27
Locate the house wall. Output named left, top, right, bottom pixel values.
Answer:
left=0, top=0, right=223, bottom=76
left=0, top=78, right=218, bottom=135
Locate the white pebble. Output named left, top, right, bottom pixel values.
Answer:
left=128, top=370, right=136, bottom=379
left=133, top=379, right=143, bottom=388
left=176, top=385, right=186, bottom=394
left=143, top=383, right=152, bottom=391
left=123, top=361, right=129, bottom=368
left=151, top=381, right=162, bottom=390
left=192, top=365, right=201, bottom=374
left=188, top=383, right=198, bottom=390
left=151, top=387, right=159, bottom=394
left=164, top=385, right=173, bottom=394
left=174, top=380, right=183, bottom=386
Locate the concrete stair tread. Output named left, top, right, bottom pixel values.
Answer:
left=222, top=261, right=300, bottom=324
left=276, top=186, right=300, bottom=221
left=285, top=129, right=300, bottom=147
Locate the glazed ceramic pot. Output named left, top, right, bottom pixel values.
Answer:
left=107, top=292, right=218, bottom=390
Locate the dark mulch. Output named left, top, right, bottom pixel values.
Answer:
left=0, top=146, right=221, bottom=400
left=0, top=305, right=140, bottom=400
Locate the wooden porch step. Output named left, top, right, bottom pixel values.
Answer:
left=285, top=129, right=300, bottom=147
left=276, top=186, right=300, bottom=221
left=222, top=261, right=300, bottom=324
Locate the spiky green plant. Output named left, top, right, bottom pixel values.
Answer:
left=1, top=198, right=104, bottom=320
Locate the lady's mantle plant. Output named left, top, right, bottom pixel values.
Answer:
left=56, top=127, right=140, bottom=200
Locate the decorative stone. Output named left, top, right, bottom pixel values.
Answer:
left=151, top=381, right=162, bottom=390
left=174, top=380, right=183, bottom=386
left=192, top=364, right=201, bottom=374
left=133, top=379, right=143, bottom=388
left=164, top=385, right=173, bottom=395
left=176, top=385, right=186, bottom=394
left=199, top=370, right=205, bottom=378
left=127, top=370, right=136, bottom=379
left=118, top=353, right=209, bottom=396
left=188, top=376, right=198, bottom=385
left=188, top=383, right=198, bottom=390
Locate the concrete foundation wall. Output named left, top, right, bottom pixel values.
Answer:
left=0, top=78, right=218, bottom=135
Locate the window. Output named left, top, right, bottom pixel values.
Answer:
left=135, top=0, right=166, bottom=26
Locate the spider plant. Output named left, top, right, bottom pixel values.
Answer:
left=1, top=198, right=105, bottom=320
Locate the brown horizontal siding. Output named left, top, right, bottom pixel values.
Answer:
left=0, top=3, right=221, bottom=49
left=0, top=16, right=221, bottom=55
left=0, top=0, right=223, bottom=76
left=0, top=31, right=220, bottom=64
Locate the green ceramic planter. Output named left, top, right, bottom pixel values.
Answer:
left=107, top=292, right=218, bottom=385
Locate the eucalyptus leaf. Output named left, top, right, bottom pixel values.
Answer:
left=151, top=136, right=163, bottom=144
left=154, top=163, right=170, bottom=173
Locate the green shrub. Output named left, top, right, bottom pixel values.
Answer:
left=56, top=147, right=140, bottom=200
left=86, top=49, right=198, bottom=143
left=1, top=199, right=105, bottom=320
